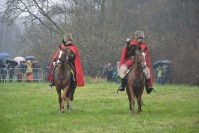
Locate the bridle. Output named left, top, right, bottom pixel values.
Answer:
left=135, top=50, right=146, bottom=70
left=58, top=49, right=69, bottom=67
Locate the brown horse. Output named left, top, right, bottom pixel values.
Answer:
left=54, top=46, right=75, bottom=113
left=126, top=49, right=146, bottom=113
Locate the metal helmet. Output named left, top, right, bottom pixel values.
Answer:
left=63, top=33, right=73, bottom=42
left=135, top=30, right=144, bottom=39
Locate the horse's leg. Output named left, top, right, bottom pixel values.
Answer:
left=137, top=87, right=144, bottom=113
left=67, top=97, right=72, bottom=112
left=56, top=86, right=62, bottom=111
left=126, top=87, right=132, bottom=111
left=66, top=97, right=70, bottom=112
left=129, top=86, right=135, bottom=113
left=67, top=88, right=75, bottom=112
left=137, top=97, right=142, bottom=113
left=128, top=94, right=132, bottom=111
left=60, top=85, right=70, bottom=113
left=66, top=91, right=71, bottom=112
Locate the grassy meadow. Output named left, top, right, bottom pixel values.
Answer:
left=0, top=81, right=198, bottom=133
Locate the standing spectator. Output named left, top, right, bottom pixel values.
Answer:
left=157, top=66, right=164, bottom=84
left=0, top=59, right=4, bottom=82
left=26, top=60, right=33, bottom=82
left=106, top=63, right=113, bottom=82
left=0, top=67, right=2, bottom=82
left=20, top=61, right=27, bottom=81
left=102, top=64, right=108, bottom=79
left=7, top=63, right=14, bottom=82
left=1, top=64, right=7, bottom=83
left=16, top=64, right=22, bottom=82
left=112, top=61, right=120, bottom=83
left=32, top=61, right=40, bottom=82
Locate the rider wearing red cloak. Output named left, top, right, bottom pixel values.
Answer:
left=117, top=30, right=154, bottom=94
left=48, top=33, right=84, bottom=87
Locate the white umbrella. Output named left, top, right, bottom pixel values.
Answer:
left=14, top=56, right=26, bottom=64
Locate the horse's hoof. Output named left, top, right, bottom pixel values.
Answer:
left=129, top=110, right=135, bottom=114
left=60, top=109, right=64, bottom=113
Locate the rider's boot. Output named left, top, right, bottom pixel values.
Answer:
left=49, top=66, right=56, bottom=87
left=70, top=64, right=76, bottom=89
left=145, top=79, right=154, bottom=94
left=71, top=80, right=76, bottom=89
left=117, top=77, right=126, bottom=92
left=49, top=79, right=55, bottom=86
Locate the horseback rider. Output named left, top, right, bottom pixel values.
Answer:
left=117, top=30, right=154, bottom=94
left=48, top=33, right=84, bottom=88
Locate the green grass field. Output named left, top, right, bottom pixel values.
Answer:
left=0, top=82, right=198, bottom=133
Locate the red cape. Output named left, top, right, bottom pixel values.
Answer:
left=48, top=44, right=84, bottom=87
left=119, top=40, right=153, bottom=86
left=119, top=40, right=137, bottom=67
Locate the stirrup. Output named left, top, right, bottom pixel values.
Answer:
left=49, top=82, right=55, bottom=88
left=117, top=86, right=125, bottom=93
left=146, top=87, right=155, bottom=94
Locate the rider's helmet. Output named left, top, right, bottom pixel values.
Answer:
left=63, top=33, right=73, bottom=44
left=135, top=30, right=144, bottom=39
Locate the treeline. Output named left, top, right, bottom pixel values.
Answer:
left=1, top=0, right=199, bottom=85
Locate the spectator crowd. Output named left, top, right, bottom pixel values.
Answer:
left=102, top=61, right=121, bottom=83
left=0, top=59, right=42, bottom=83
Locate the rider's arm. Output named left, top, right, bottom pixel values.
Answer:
left=66, top=49, right=76, bottom=61
left=125, top=45, right=138, bottom=59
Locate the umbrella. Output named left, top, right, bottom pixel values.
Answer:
left=14, top=56, right=26, bottom=64
left=25, top=55, right=35, bottom=60
left=160, top=60, right=171, bottom=65
left=5, top=59, right=18, bottom=66
left=0, top=53, right=10, bottom=58
left=153, top=60, right=162, bottom=68
left=153, top=60, right=171, bottom=69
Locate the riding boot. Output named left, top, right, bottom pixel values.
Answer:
left=145, top=79, right=154, bottom=94
left=49, top=65, right=57, bottom=87
left=71, top=80, right=76, bottom=89
left=49, top=79, right=55, bottom=87
left=69, top=62, right=76, bottom=89
left=117, top=77, right=126, bottom=92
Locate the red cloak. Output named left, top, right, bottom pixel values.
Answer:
left=119, top=40, right=153, bottom=87
left=48, top=44, right=84, bottom=87
left=119, top=40, right=137, bottom=67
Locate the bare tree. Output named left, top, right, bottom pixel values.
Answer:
left=1, top=0, right=199, bottom=85
left=1, top=0, right=63, bottom=33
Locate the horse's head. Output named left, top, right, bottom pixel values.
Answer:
left=135, top=49, right=146, bottom=69
left=58, top=47, right=68, bottom=67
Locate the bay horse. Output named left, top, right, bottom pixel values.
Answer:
left=126, top=49, right=146, bottom=113
left=54, top=46, right=75, bottom=113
